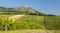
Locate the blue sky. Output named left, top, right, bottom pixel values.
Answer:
left=0, top=0, right=60, bottom=15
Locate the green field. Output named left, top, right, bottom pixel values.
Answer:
left=0, top=15, right=60, bottom=33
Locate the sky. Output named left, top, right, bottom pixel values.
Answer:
left=0, top=0, right=60, bottom=15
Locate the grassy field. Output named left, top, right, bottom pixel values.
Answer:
left=0, top=15, right=60, bottom=33
left=44, top=16, right=60, bottom=30
left=0, top=15, right=60, bottom=29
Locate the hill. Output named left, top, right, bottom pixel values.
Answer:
left=0, top=6, right=47, bottom=15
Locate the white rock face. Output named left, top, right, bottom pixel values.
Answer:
left=22, top=5, right=29, bottom=7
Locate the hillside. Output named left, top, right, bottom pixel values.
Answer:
left=0, top=6, right=46, bottom=15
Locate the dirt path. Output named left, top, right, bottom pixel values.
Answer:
left=8, top=15, right=24, bottom=22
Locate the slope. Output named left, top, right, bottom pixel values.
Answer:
left=0, top=6, right=47, bottom=15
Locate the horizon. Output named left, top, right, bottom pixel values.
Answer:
left=0, top=0, right=60, bottom=15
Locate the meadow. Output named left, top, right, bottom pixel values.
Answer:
left=0, top=15, right=60, bottom=33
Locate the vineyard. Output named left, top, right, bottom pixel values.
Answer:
left=0, top=15, right=60, bottom=33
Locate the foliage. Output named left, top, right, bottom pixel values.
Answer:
left=0, top=15, right=60, bottom=31
left=0, top=15, right=46, bottom=31
left=44, top=16, right=60, bottom=30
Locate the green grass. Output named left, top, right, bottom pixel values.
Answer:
left=44, top=16, right=60, bottom=30
left=18, top=15, right=44, bottom=23
left=0, top=15, right=60, bottom=30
